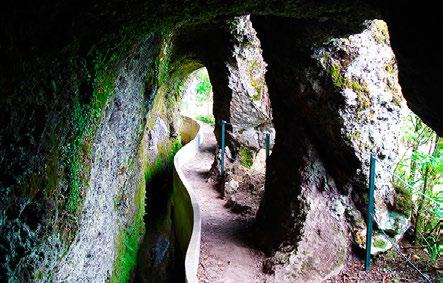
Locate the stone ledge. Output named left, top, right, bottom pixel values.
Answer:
left=173, top=116, right=203, bottom=283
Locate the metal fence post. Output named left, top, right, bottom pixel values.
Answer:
left=265, top=132, right=270, bottom=159
left=365, top=153, right=376, bottom=271
left=221, top=120, right=226, bottom=176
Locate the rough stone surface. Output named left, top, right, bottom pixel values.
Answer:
left=146, top=117, right=170, bottom=164
left=209, top=16, right=275, bottom=208
left=310, top=20, right=409, bottom=245
left=1, top=1, right=442, bottom=281
left=227, top=16, right=274, bottom=151
left=253, top=17, right=411, bottom=281
left=55, top=37, right=155, bottom=282
left=224, top=159, right=266, bottom=216
left=270, top=145, right=348, bottom=282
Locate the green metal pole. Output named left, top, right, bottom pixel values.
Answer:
left=221, top=120, right=226, bottom=176
left=265, top=132, right=270, bottom=159
left=365, top=154, right=376, bottom=271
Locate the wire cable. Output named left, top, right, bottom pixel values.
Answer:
left=377, top=228, right=433, bottom=283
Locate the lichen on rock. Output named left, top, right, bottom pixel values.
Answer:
left=226, top=15, right=274, bottom=151
left=55, top=35, right=158, bottom=283
left=250, top=16, right=414, bottom=281
left=311, top=19, right=410, bottom=247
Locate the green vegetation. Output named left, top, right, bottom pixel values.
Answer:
left=347, top=130, right=361, bottom=141
left=67, top=69, right=116, bottom=214
left=104, top=35, right=184, bottom=281
left=196, top=115, right=215, bottom=126
left=195, top=68, right=212, bottom=104
left=373, top=20, right=390, bottom=45
left=249, top=60, right=264, bottom=101
left=145, top=139, right=182, bottom=185
left=111, top=137, right=181, bottom=283
left=108, top=35, right=183, bottom=277
left=330, top=63, right=346, bottom=88
left=373, top=238, right=388, bottom=249
left=329, top=63, right=371, bottom=111
left=110, top=178, right=145, bottom=283
left=180, top=67, right=213, bottom=122
left=393, top=184, right=413, bottom=216
left=394, top=113, right=442, bottom=263
left=239, top=147, right=254, bottom=168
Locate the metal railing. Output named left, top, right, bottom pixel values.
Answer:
left=365, top=154, right=435, bottom=283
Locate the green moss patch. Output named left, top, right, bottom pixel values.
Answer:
left=347, top=130, right=361, bottom=141
left=196, top=115, right=215, bottom=126
left=110, top=179, right=145, bottom=283
left=67, top=70, right=116, bottom=214
left=111, top=137, right=181, bottom=283
left=239, top=147, right=254, bottom=168
left=330, top=63, right=346, bottom=88
left=394, top=185, right=413, bottom=216
left=373, top=238, right=388, bottom=249
left=329, top=63, right=371, bottom=111
left=249, top=60, right=264, bottom=101
left=373, top=20, right=390, bottom=45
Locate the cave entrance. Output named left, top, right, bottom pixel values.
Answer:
left=180, top=67, right=215, bottom=126
left=133, top=66, right=215, bottom=282
left=175, top=63, right=274, bottom=281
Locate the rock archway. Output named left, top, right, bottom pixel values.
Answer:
left=1, top=1, right=442, bottom=281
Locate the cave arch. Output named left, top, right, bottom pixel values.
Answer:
left=1, top=1, right=442, bottom=281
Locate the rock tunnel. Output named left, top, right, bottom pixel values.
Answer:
left=1, top=1, right=442, bottom=282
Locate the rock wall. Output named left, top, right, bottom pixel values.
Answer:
left=311, top=20, right=409, bottom=248
left=268, top=144, right=349, bottom=282
left=226, top=15, right=274, bottom=150
left=54, top=37, right=156, bottom=282
left=1, top=1, right=442, bottom=281
left=134, top=54, right=185, bottom=282
left=204, top=16, right=274, bottom=208
left=253, top=16, right=409, bottom=281
left=0, top=28, right=183, bottom=281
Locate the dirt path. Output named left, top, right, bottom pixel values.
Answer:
left=182, top=124, right=271, bottom=283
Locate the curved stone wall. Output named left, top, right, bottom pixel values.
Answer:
left=172, top=116, right=203, bottom=283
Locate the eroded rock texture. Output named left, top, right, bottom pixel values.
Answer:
left=1, top=0, right=442, bottom=281
left=55, top=36, right=156, bottom=282
left=253, top=17, right=409, bottom=281
left=184, top=16, right=276, bottom=218
left=226, top=15, right=274, bottom=149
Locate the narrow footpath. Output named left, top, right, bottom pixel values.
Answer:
left=181, top=124, right=271, bottom=283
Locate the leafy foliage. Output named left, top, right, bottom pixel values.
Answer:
left=195, top=69, right=212, bottom=104
left=196, top=115, right=215, bottom=126
left=239, top=147, right=254, bottom=168
left=394, top=113, right=442, bottom=263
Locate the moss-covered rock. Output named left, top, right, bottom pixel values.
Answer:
left=1, top=0, right=441, bottom=281
left=239, top=147, right=255, bottom=168
left=394, top=185, right=413, bottom=216
left=311, top=19, right=408, bottom=242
